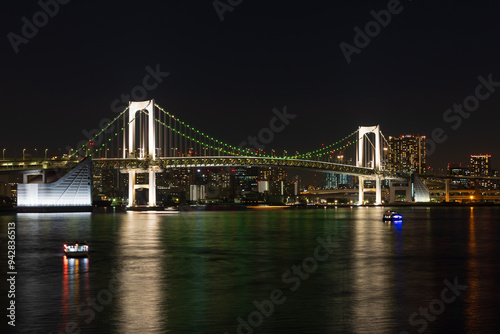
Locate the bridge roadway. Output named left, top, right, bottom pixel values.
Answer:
left=419, top=174, right=500, bottom=181
left=0, top=158, right=79, bottom=173
left=1, top=156, right=395, bottom=177
left=304, top=188, right=378, bottom=195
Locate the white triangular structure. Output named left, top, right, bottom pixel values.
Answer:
left=17, top=159, right=92, bottom=208
left=413, top=174, right=430, bottom=202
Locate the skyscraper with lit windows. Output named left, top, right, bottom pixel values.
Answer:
left=387, top=135, right=426, bottom=174
left=470, top=154, right=491, bottom=176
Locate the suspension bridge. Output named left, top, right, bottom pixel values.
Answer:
left=1, top=100, right=397, bottom=207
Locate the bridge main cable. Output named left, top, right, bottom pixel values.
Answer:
left=155, top=103, right=284, bottom=158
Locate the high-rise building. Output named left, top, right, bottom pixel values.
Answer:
left=323, top=173, right=355, bottom=189
left=234, top=167, right=259, bottom=196
left=206, top=169, right=233, bottom=200
left=387, top=135, right=426, bottom=174
left=189, top=185, right=206, bottom=202
left=324, top=173, right=338, bottom=189
left=470, top=154, right=491, bottom=176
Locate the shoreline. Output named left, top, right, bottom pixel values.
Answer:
left=2, top=202, right=500, bottom=214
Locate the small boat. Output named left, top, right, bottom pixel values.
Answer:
left=64, top=241, right=89, bottom=258
left=383, top=210, right=403, bottom=222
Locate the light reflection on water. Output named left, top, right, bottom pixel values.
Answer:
left=60, top=257, right=90, bottom=334
left=2, top=207, right=499, bottom=333
left=352, top=208, right=393, bottom=333
left=465, top=207, right=480, bottom=331
left=115, top=213, right=165, bottom=333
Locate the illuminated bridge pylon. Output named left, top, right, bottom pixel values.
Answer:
left=125, top=100, right=158, bottom=207
left=356, top=125, right=383, bottom=205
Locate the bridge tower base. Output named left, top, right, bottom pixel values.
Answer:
left=375, top=175, right=381, bottom=205
left=127, top=169, right=157, bottom=207
left=149, top=169, right=157, bottom=207
left=358, top=176, right=365, bottom=204
left=128, top=170, right=136, bottom=206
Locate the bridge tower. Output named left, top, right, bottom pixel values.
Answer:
left=125, top=100, right=158, bottom=207
left=356, top=125, right=382, bottom=205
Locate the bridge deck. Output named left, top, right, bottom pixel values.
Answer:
left=0, top=156, right=403, bottom=177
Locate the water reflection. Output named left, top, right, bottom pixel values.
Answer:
left=6, top=207, right=500, bottom=333
left=115, top=213, right=165, bottom=333
left=351, top=208, right=393, bottom=333
left=465, top=207, right=480, bottom=330
left=60, top=256, right=90, bottom=333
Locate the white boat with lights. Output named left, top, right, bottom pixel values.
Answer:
left=382, top=210, right=403, bottom=222
left=64, top=242, right=89, bottom=258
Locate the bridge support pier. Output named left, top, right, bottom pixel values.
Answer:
left=149, top=169, right=156, bottom=207
left=358, top=176, right=364, bottom=204
left=375, top=175, right=382, bottom=205
left=128, top=171, right=136, bottom=207
left=127, top=168, right=157, bottom=207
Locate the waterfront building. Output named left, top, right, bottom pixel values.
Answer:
left=17, top=159, right=92, bottom=210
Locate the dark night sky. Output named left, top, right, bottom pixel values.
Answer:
left=2, top=0, right=500, bottom=170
